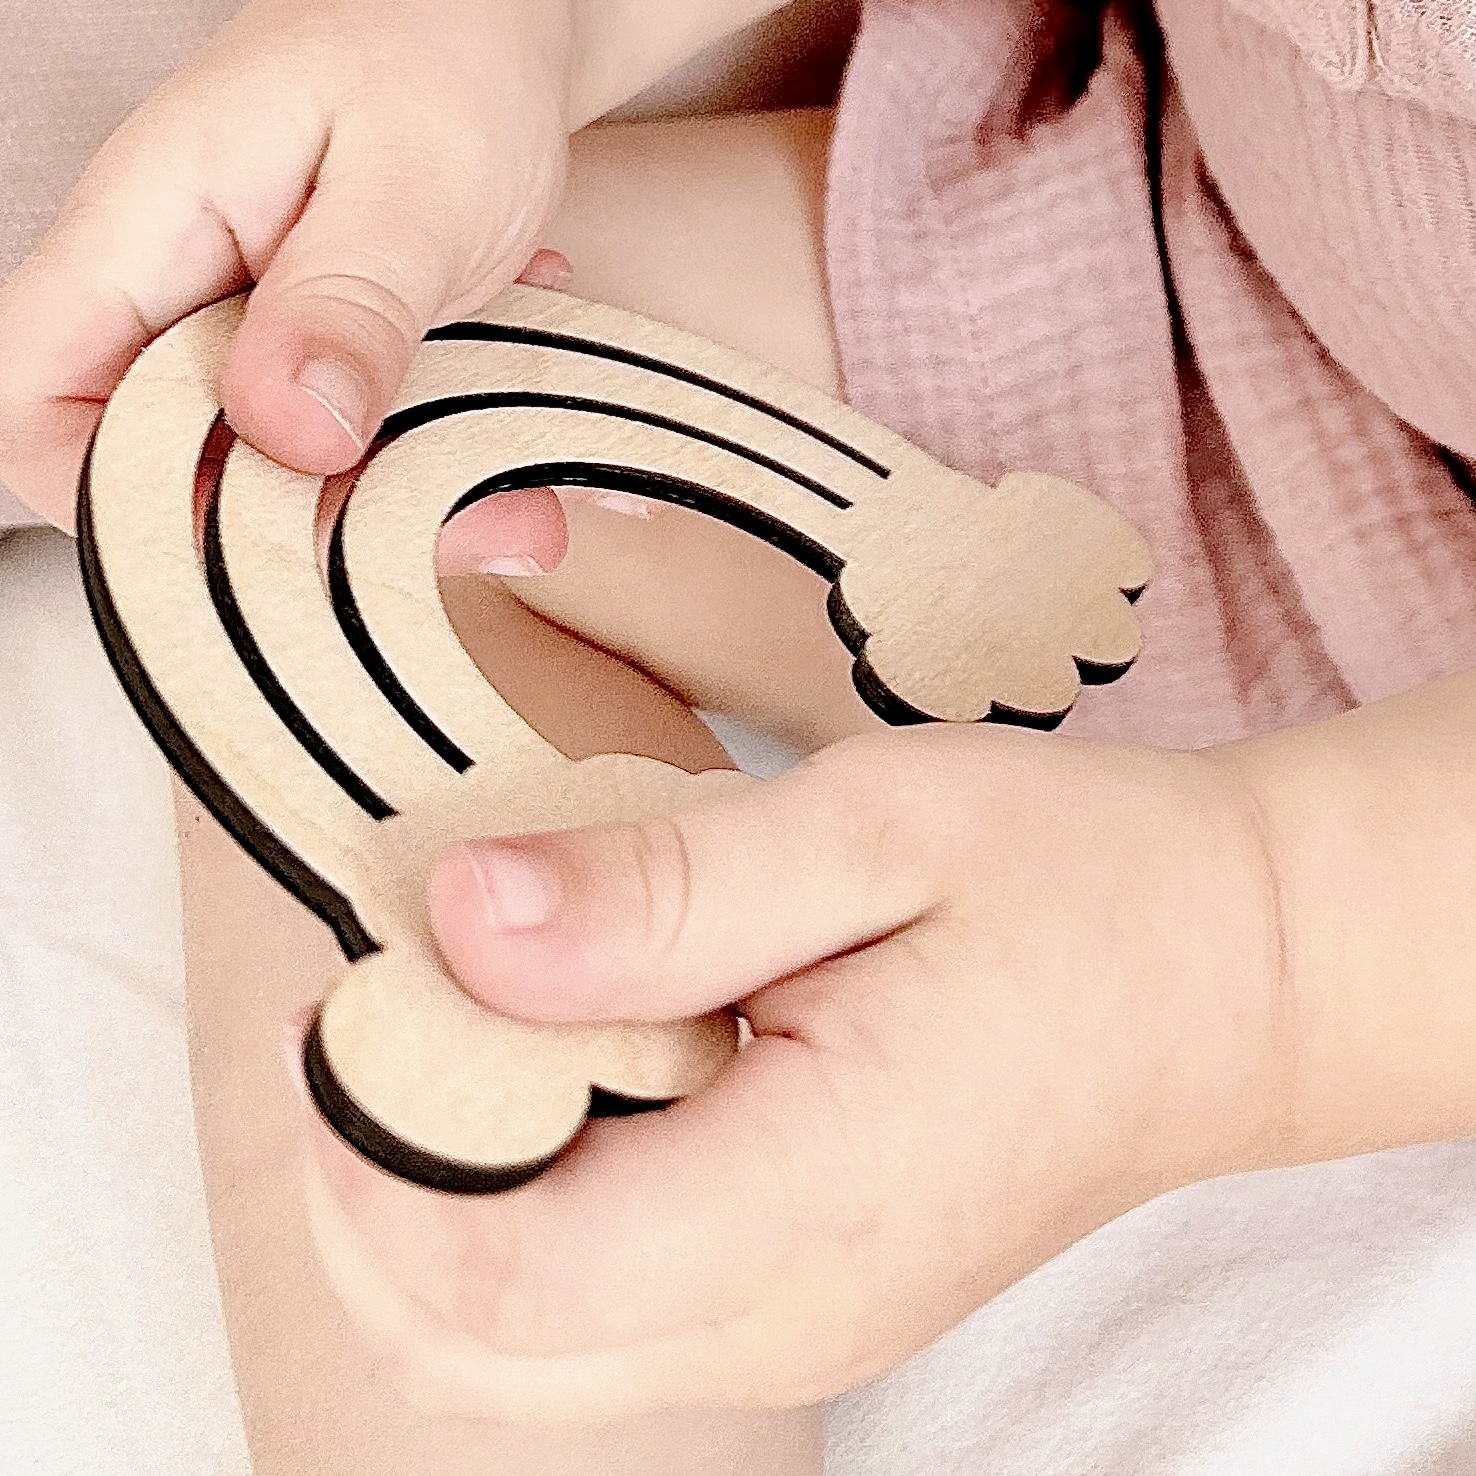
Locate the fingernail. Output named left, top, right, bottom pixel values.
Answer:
left=593, top=492, right=655, bottom=519
left=280, top=1010, right=316, bottom=1107
left=464, top=844, right=559, bottom=931
left=478, top=553, right=550, bottom=577
left=518, top=247, right=574, bottom=290
left=296, top=359, right=371, bottom=451
left=561, top=488, right=658, bottom=519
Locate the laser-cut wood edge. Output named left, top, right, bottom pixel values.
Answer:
left=79, top=287, right=1153, bottom=1193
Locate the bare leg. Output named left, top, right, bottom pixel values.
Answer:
left=182, top=106, right=858, bottom=1474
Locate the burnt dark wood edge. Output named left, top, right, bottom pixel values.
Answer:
left=302, top=1014, right=669, bottom=1196
left=445, top=460, right=845, bottom=577
left=80, top=348, right=1146, bottom=1193
left=75, top=437, right=379, bottom=962
left=426, top=319, right=892, bottom=480
left=199, top=414, right=400, bottom=818
left=322, top=389, right=860, bottom=781
left=326, top=511, right=477, bottom=774
left=373, top=389, right=854, bottom=510
left=827, top=582, right=1140, bottom=731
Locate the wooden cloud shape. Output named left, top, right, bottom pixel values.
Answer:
left=77, top=287, right=1151, bottom=1194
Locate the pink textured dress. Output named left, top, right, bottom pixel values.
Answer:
left=824, top=5, right=1476, bottom=1473
left=827, top=0, right=1476, bottom=749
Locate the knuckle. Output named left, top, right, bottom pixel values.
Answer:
left=805, top=736, right=916, bottom=887
left=612, top=816, right=695, bottom=974
left=274, top=265, right=427, bottom=365
left=797, top=728, right=961, bottom=908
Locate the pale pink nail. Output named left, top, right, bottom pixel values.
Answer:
left=296, top=359, right=370, bottom=450
left=280, top=1010, right=317, bottom=1106
left=593, top=492, right=654, bottom=519
left=478, top=553, right=549, bottom=577
left=465, top=845, right=559, bottom=931
left=518, top=248, right=574, bottom=291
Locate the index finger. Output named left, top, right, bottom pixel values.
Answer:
left=0, top=91, right=317, bottom=527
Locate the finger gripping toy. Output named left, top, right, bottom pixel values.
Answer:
left=77, top=288, right=1151, bottom=1195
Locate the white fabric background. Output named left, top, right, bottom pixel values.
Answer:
left=0, top=527, right=248, bottom=1475
left=827, top=1147, right=1476, bottom=1474
left=0, top=488, right=41, bottom=533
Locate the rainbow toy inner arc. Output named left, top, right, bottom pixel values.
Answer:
left=76, top=287, right=1153, bottom=1194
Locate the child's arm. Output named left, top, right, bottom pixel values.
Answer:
left=1216, top=669, right=1476, bottom=1165
left=569, top=0, right=795, bottom=121
left=0, top=0, right=791, bottom=529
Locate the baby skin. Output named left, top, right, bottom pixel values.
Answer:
left=4, top=0, right=1476, bottom=1444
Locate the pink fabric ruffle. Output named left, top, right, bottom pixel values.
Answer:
left=826, top=0, right=1476, bottom=746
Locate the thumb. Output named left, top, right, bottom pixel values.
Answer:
left=221, top=110, right=565, bottom=473
left=427, top=738, right=940, bottom=1022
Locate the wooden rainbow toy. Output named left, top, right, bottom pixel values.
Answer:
left=77, top=286, right=1152, bottom=1194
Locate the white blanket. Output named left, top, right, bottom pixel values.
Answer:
left=0, top=527, right=248, bottom=1474
left=0, top=487, right=40, bottom=532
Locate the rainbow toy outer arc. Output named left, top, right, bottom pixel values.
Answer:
left=77, top=287, right=1152, bottom=1195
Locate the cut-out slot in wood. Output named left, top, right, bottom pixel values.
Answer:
left=436, top=499, right=741, bottom=773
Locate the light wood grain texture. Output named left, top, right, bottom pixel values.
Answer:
left=79, top=285, right=1150, bottom=1193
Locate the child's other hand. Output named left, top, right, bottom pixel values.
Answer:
left=0, top=0, right=574, bottom=530
left=302, top=725, right=1294, bottom=1419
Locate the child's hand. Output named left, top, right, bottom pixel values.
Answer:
left=301, top=724, right=1293, bottom=1419
left=0, top=0, right=575, bottom=529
